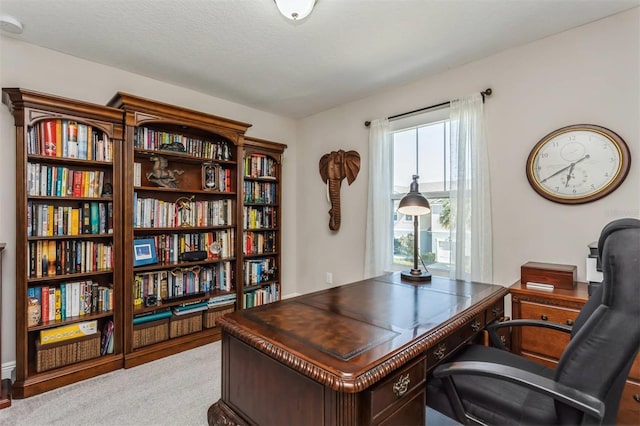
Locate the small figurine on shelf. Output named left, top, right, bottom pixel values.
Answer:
left=146, top=155, right=184, bottom=188
left=159, top=141, right=186, bottom=153
left=101, top=182, right=113, bottom=197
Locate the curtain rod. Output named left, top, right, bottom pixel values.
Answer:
left=364, top=88, right=492, bottom=127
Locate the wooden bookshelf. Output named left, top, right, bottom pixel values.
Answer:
left=107, top=92, right=252, bottom=367
left=241, top=137, right=286, bottom=308
left=2, top=88, right=124, bottom=398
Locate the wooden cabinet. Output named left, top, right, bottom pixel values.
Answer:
left=241, top=137, right=286, bottom=308
left=3, top=88, right=125, bottom=398
left=510, top=280, right=640, bottom=425
left=108, top=92, right=252, bottom=368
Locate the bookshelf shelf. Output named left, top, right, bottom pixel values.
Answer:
left=3, top=88, right=124, bottom=398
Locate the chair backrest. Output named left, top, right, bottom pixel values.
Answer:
left=554, top=218, right=640, bottom=424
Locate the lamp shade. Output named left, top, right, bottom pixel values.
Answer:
left=398, top=176, right=430, bottom=216
left=274, top=0, right=316, bottom=20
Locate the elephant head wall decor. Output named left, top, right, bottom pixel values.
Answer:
left=319, top=149, right=361, bottom=231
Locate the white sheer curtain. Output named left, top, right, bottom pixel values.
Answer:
left=448, top=93, right=493, bottom=282
left=364, top=119, right=392, bottom=278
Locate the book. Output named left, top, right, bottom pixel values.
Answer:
left=132, top=309, right=172, bottom=325
left=43, top=119, right=57, bottom=156
left=100, top=320, right=114, bottom=355
left=67, top=121, right=78, bottom=158
left=41, top=286, right=49, bottom=323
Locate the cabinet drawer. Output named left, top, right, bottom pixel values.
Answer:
left=617, top=380, right=640, bottom=425
left=520, top=301, right=579, bottom=359
left=369, top=355, right=425, bottom=422
left=427, top=313, right=486, bottom=369
left=376, top=387, right=425, bottom=426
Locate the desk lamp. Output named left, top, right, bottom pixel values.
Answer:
left=398, top=175, right=431, bottom=282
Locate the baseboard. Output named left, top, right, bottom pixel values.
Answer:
left=282, top=292, right=300, bottom=299
left=2, top=361, right=15, bottom=381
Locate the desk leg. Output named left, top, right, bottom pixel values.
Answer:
left=208, top=400, right=244, bottom=426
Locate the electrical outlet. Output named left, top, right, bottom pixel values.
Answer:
left=326, top=272, right=333, bottom=284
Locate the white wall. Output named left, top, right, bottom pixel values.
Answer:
left=0, top=37, right=298, bottom=376
left=296, top=9, right=640, bottom=294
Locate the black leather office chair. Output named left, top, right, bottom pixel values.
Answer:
left=426, top=218, right=640, bottom=425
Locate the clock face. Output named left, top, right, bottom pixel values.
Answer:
left=526, top=125, right=630, bottom=204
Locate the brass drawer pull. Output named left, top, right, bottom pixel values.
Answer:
left=470, top=320, right=481, bottom=332
left=492, top=306, right=500, bottom=317
left=392, top=374, right=410, bottom=398
left=433, top=343, right=447, bottom=360
left=541, top=315, right=548, bottom=321
left=633, top=394, right=640, bottom=403
left=566, top=319, right=574, bottom=326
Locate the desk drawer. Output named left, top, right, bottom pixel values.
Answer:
left=520, top=301, right=579, bottom=360
left=617, top=380, right=640, bottom=425
left=369, top=355, right=425, bottom=422
left=427, top=312, right=486, bottom=369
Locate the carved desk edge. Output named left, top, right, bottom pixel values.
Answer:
left=216, top=287, right=508, bottom=393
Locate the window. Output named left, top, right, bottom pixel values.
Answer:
left=391, top=109, right=451, bottom=274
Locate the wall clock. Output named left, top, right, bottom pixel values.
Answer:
left=526, top=124, right=631, bottom=204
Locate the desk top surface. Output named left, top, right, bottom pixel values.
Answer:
left=218, top=273, right=508, bottom=391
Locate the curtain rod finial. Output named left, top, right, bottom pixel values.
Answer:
left=364, top=120, right=371, bottom=127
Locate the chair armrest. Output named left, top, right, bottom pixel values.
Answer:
left=433, top=361, right=605, bottom=425
left=486, top=319, right=572, bottom=349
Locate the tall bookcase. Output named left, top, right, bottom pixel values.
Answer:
left=241, top=137, right=286, bottom=308
left=107, top=93, right=252, bottom=367
left=3, top=88, right=124, bottom=398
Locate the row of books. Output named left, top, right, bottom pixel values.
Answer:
left=244, top=153, right=277, bottom=178
left=133, top=127, right=233, bottom=161
left=244, top=231, right=277, bottom=255
left=28, top=240, right=113, bottom=278
left=27, top=280, right=113, bottom=324
left=27, top=119, right=113, bottom=161
left=27, top=163, right=107, bottom=198
left=244, top=258, right=276, bottom=285
left=133, top=194, right=234, bottom=228
left=140, top=230, right=234, bottom=264
left=244, top=206, right=277, bottom=230
left=244, top=283, right=280, bottom=308
left=28, top=201, right=113, bottom=237
left=133, top=262, right=234, bottom=305
left=243, top=181, right=277, bottom=204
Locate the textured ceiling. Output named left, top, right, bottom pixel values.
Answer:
left=1, top=0, right=638, bottom=118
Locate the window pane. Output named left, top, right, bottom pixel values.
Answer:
left=391, top=118, right=451, bottom=274
left=393, top=128, right=417, bottom=195
left=417, top=122, right=446, bottom=192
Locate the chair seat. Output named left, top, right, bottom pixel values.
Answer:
left=427, top=344, right=559, bottom=425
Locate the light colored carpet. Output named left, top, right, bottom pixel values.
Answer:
left=0, top=341, right=221, bottom=426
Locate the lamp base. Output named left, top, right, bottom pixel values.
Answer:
left=401, top=269, right=432, bottom=282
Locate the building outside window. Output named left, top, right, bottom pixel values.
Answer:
left=391, top=113, right=452, bottom=275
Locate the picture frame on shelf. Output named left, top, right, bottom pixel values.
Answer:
left=202, top=162, right=218, bottom=190
left=133, top=238, right=158, bottom=266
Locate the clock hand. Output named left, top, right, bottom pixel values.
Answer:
left=565, top=163, right=575, bottom=187
left=540, top=154, right=590, bottom=183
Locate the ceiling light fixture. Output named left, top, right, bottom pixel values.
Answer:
left=274, top=0, right=317, bottom=21
left=0, top=15, right=23, bottom=34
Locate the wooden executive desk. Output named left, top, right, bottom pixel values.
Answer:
left=208, top=272, right=508, bottom=426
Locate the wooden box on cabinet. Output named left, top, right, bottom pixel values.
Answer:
left=510, top=280, right=640, bottom=425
